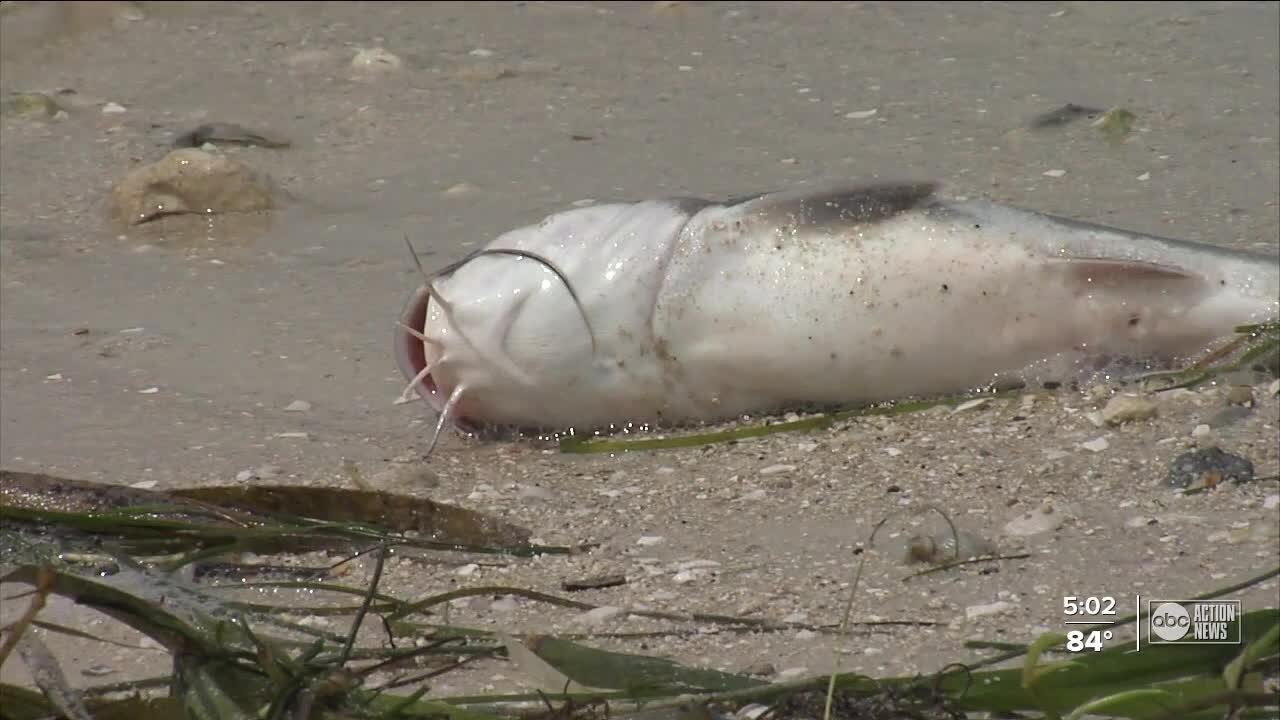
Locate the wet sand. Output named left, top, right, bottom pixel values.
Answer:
left=2, top=0, right=1278, bottom=696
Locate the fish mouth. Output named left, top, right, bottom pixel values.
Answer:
left=396, top=284, right=486, bottom=440
left=395, top=285, right=440, bottom=405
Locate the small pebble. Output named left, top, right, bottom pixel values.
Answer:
left=284, top=400, right=312, bottom=412
left=351, top=47, right=402, bottom=72
left=844, top=108, right=878, bottom=119
left=469, top=48, right=495, bottom=57
left=1269, top=379, right=1279, bottom=396
left=1137, top=171, right=1151, bottom=181
left=138, top=387, right=159, bottom=394
left=1102, top=394, right=1157, bottom=425
left=456, top=563, right=479, bottom=576
left=562, top=574, right=627, bottom=592
left=738, top=703, right=772, bottom=719
left=577, top=606, right=624, bottom=625
left=759, top=464, right=795, bottom=476
left=672, top=569, right=707, bottom=584
left=1160, top=388, right=1203, bottom=404
left=101, top=101, right=127, bottom=114
left=636, top=535, right=665, bottom=546
left=444, top=182, right=478, bottom=196
left=1224, top=386, right=1254, bottom=406
left=966, top=600, right=1016, bottom=620
left=1042, top=169, right=1067, bottom=178
left=1191, top=424, right=1212, bottom=438
left=1080, top=436, right=1109, bottom=453
left=777, top=667, right=809, bottom=680
left=236, top=470, right=253, bottom=482
left=1263, top=495, right=1280, bottom=511
left=129, top=480, right=157, bottom=490
left=1003, top=502, right=1065, bottom=536
left=275, top=432, right=310, bottom=439
left=884, top=447, right=902, bottom=457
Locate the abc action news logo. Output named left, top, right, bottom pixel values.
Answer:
left=1148, top=600, right=1242, bottom=644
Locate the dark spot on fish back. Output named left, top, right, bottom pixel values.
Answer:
left=722, top=181, right=940, bottom=234
left=663, top=196, right=719, bottom=215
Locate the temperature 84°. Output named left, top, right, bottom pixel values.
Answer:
left=1067, top=629, right=1113, bottom=652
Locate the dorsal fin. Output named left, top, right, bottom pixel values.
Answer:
left=723, top=180, right=941, bottom=229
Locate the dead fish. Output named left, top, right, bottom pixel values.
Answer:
left=394, top=180, right=1280, bottom=453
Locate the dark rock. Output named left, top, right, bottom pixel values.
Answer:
left=173, top=122, right=291, bottom=149
left=560, top=574, right=628, bottom=592
left=1029, top=103, right=1104, bottom=129
left=1165, top=447, right=1254, bottom=489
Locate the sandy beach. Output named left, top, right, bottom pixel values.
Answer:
left=2, top=0, right=1278, bottom=697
